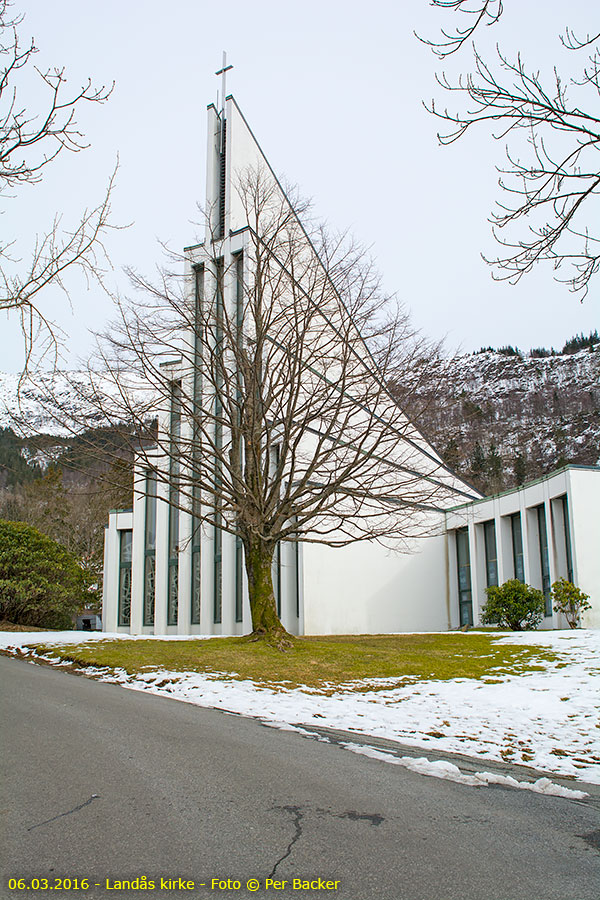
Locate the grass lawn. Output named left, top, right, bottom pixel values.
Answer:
left=36, top=632, right=559, bottom=692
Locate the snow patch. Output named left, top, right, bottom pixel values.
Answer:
left=2, top=628, right=599, bottom=787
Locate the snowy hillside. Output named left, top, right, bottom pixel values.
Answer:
left=403, top=346, right=600, bottom=492
left=0, top=370, right=152, bottom=437
left=1, top=345, right=598, bottom=491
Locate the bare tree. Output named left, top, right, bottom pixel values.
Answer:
left=57, top=168, right=472, bottom=647
left=0, top=0, right=114, bottom=372
left=422, top=2, right=600, bottom=297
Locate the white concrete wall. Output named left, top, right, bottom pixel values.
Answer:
left=302, top=522, right=448, bottom=635
left=227, top=98, right=279, bottom=234
left=568, top=468, right=600, bottom=629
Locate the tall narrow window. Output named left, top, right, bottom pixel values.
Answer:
left=561, top=495, right=574, bottom=583
left=213, top=525, right=222, bottom=624
left=510, top=513, right=525, bottom=582
left=143, top=471, right=157, bottom=626
left=456, top=528, right=473, bottom=626
left=235, top=251, right=244, bottom=338
left=293, top=520, right=300, bottom=620
left=232, top=251, right=245, bottom=627
left=273, top=542, right=282, bottom=617
left=218, top=118, right=226, bottom=239
left=213, top=260, right=224, bottom=624
left=193, top=265, right=204, bottom=411
left=536, top=505, right=551, bottom=616
left=483, top=520, right=498, bottom=587
left=235, top=535, right=243, bottom=623
left=268, top=444, right=282, bottom=618
left=190, top=489, right=201, bottom=626
left=190, top=266, right=204, bottom=626
left=167, top=381, right=181, bottom=626
left=118, top=530, right=132, bottom=627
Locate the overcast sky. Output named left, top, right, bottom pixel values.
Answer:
left=2, top=0, right=598, bottom=373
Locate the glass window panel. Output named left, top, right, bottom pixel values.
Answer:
left=483, top=520, right=498, bottom=587
left=144, top=471, right=157, bottom=626
left=537, top=505, right=551, bottom=615
left=562, top=495, right=574, bottom=583
left=235, top=536, right=243, bottom=623
left=511, top=513, right=524, bottom=582
left=455, top=528, right=473, bottom=626
left=118, top=530, right=132, bottom=627
left=213, top=525, right=222, bottom=624
left=191, top=547, right=201, bottom=625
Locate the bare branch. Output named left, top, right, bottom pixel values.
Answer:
left=426, top=39, right=600, bottom=294
left=1, top=3, right=115, bottom=373
left=561, top=27, right=600, bottom=51
left=416, top=0, right=503, bottom=58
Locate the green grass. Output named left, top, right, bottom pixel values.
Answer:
left=35, top=632, right=559, bottom=693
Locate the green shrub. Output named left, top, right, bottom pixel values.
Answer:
left=0, top=520, right=90, bottom=629
left=551, top=578, right=591, bottom=629
left=481, top=579, right=545, bottom=631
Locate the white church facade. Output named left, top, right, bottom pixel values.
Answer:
left=102, top=94, right=600, bottom=636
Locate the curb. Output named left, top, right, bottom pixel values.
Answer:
left=293, top=722, right=600, bottom=806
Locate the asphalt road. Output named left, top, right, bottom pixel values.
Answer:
left=1, top=654, right=599, bottom=900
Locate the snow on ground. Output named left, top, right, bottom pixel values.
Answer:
left=1, top=629, right=598, bottom=790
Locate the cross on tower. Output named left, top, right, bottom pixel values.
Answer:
left=215, top=51, right=233, bottom=118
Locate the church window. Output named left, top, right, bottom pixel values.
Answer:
left=213, top=260, right=224, bottom=624
left=536, top=505, right=551, bottom=615
left=273, top=542, right=281, bottom=617
left=193, top=265, right=204, bottom=409
left=167, top=380, right=182, bottom=626
left=218, top=118, right=226, bottom=238
left=233, top=252, right=245, bottom=625
left=235, top=251, right=244, bottom=337
left=510, top=513, right=525, bottom=582
left=143, top=471, right=157, bottom=626
left=213, top=524, right=222, bottom=624
left=269, top=444, right=282, bottom=617
left=235, top=535, right=243, bottom=623
left=190, top=266, right=204, bottom=626
left=561, top=495, right=574, bottom=583
left=294, top=537, right=300, bottom=620
left=483, top=520, right=498, bottom=587
left=456, top=528, right=473, bottom=626
left=118, top=530, right=132, bottom=627
left=191, top=513, right=201, bottom=626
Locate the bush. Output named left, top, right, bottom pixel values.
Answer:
left=551, top=578, right=591, bottom=629
left=481, top=579, right=545, bottom=631
left=0, top=520, right=90, bottom=629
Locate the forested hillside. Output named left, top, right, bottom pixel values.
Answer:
left=0, top=333, right=598, bottom=552
left=0, top=424, right=133, bottom=607
left=399, top=335, right=599, bottom=495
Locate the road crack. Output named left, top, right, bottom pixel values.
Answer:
left=27, top=794, right=99, bottom=832
left=268, top=805, right=304, bottom=878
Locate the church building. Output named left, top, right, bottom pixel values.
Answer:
left=102, top=90, right=600, bottom=636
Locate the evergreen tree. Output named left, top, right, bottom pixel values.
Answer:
left=0, top=520, right=89, bottom=628
left=23, top=468, right=70, bottom=547
left=470, top=441, right=487, bottom=479
left=442, top=437, right=462, bottom=472
left=513, top=453, right=527, bottom=485
left=487, top=443, right=504, bottom=492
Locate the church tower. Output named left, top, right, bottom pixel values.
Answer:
left=101, top=84, right=483, bottom=638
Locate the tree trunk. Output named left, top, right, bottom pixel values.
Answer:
left=243, top=536, right=292, bottom=648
